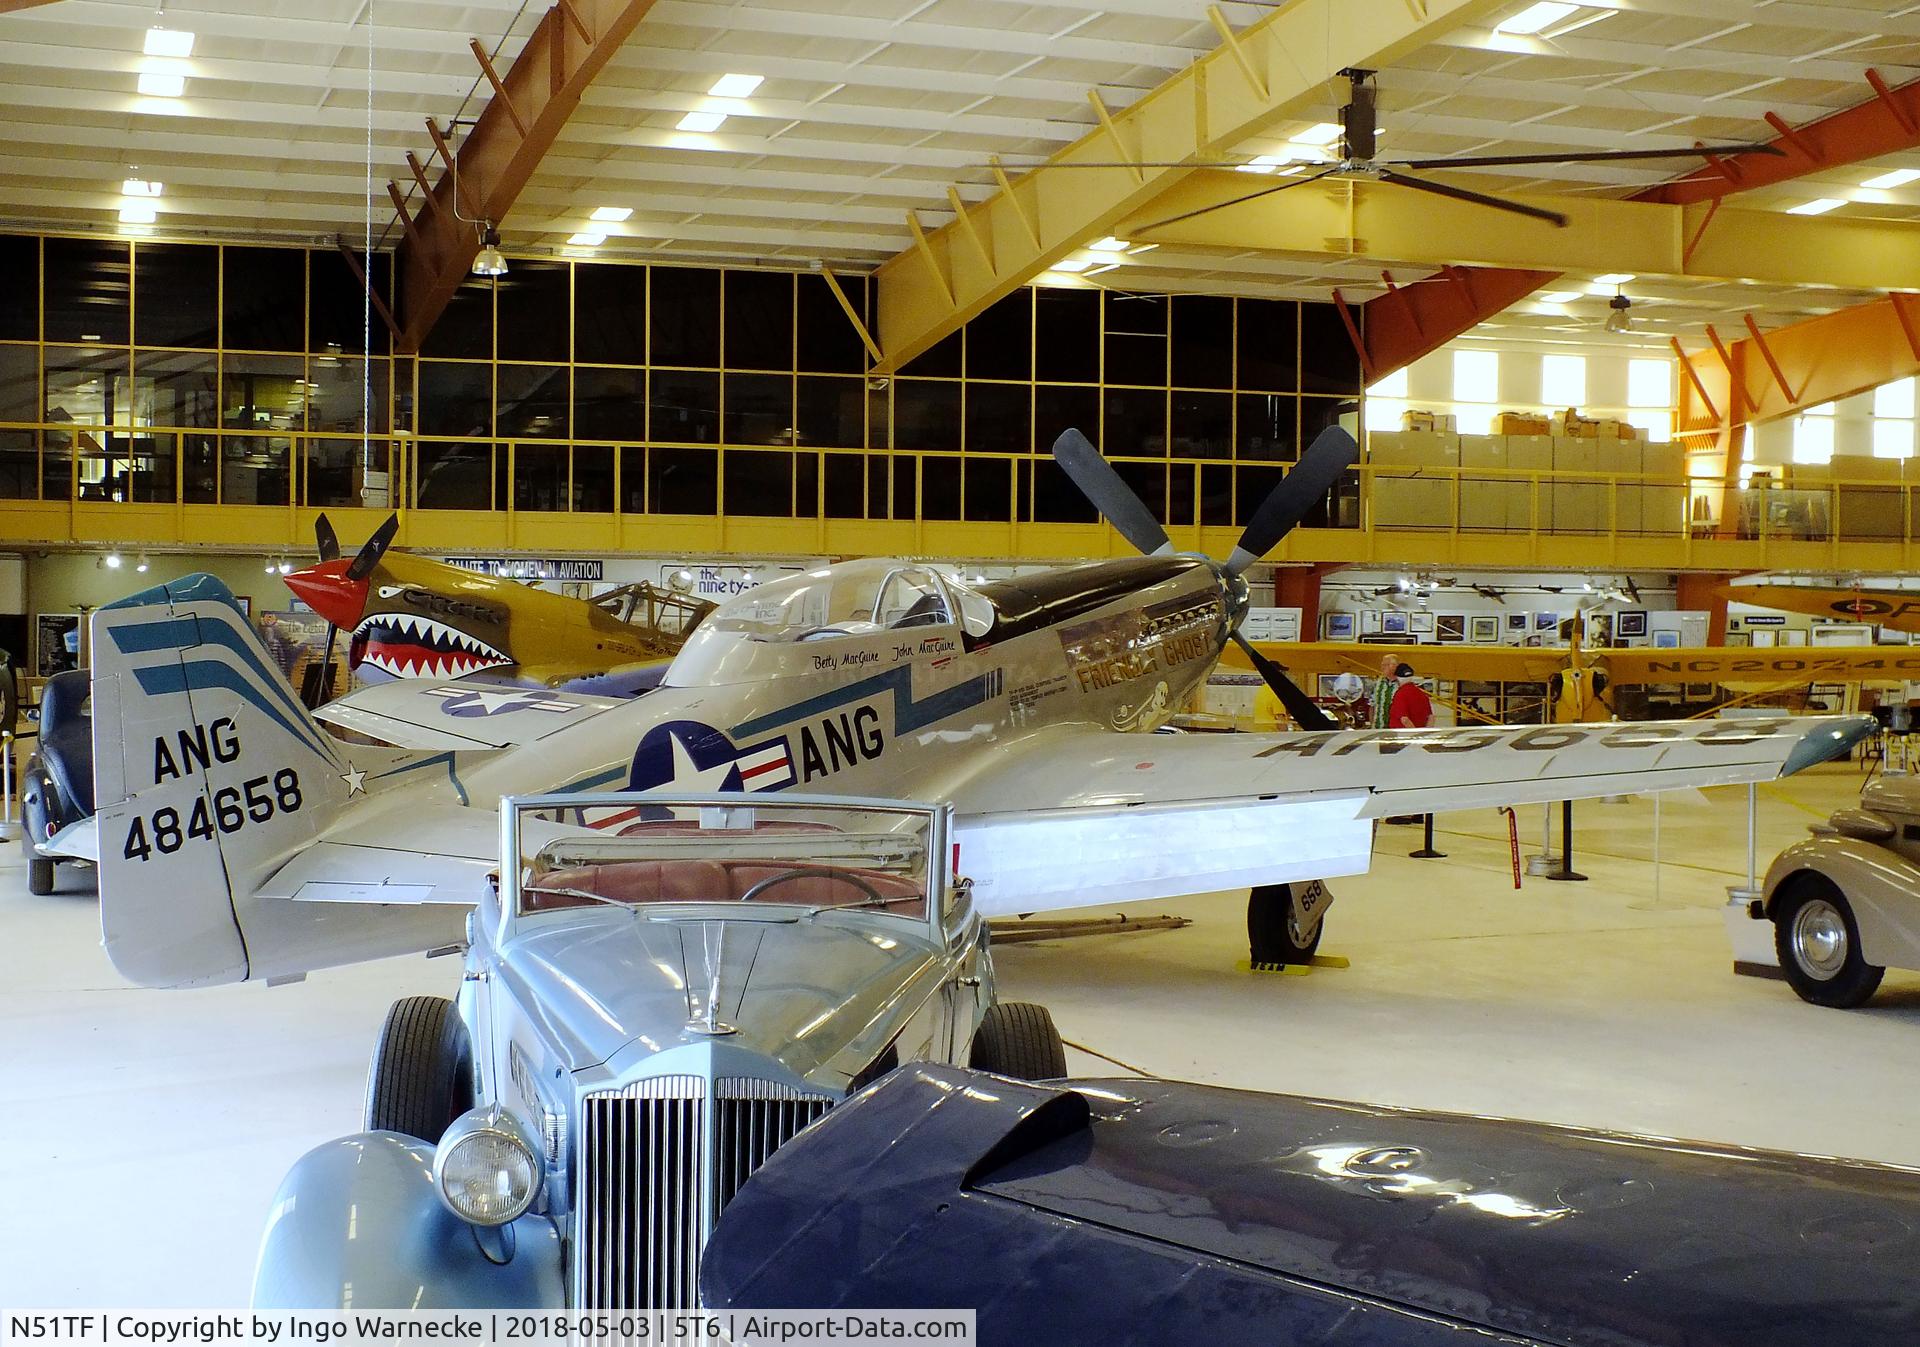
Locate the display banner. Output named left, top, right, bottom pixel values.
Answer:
left=0, top=1312, right=974, bottom=1347
left=445, top=559, right=606, bottom=580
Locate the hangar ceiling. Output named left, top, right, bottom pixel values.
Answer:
left=0, top=0, right=1916, bottom=341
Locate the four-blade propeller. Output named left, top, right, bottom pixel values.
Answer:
left=1049, top=425, right=1358, bottom=731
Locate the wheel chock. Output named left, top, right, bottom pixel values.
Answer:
left=1237, top=954, right=1349, bottom=975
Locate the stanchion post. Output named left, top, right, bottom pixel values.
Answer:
left=1546, top=798, right=1588, bottom=882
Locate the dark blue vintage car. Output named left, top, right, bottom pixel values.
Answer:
left=702, top=1064, right=1920, bottom=1346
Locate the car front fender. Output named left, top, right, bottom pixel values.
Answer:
left=252, top=1132, right=565, bottom=1309
left=1763, top=837, right=1920, bottom=973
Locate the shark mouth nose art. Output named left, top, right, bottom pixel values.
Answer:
left=354, top=615, right=510, bottom=679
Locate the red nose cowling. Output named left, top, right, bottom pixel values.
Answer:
left=282, top=558, right=371, bottom=631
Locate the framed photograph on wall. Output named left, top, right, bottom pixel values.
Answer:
left=1323, top=611, right=1356, bottom=640
left=1382, top=612, right=1409, bottom=635
left=1506, top=612, right=1528, bottom=632
left=1535, top=611, right=1559, bottom=631
left=1469, top=614, right=1500, bottom=643
left=35, top=612, right=80, bottom=677
left=1437, top=613, right=1466, bottom=643
left=1410, top=612, right=1435, bottom=634
left=1616, top=610, right=1648, bottom=638
left=1361, top=609, right=1383, bottom=634
left=1653, top=629, right=1682, bottom=648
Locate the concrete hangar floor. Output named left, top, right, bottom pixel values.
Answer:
left=5, top=759, right=1919, bottom=1307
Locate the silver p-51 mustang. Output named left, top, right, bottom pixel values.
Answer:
left=89, top=427, right=1872, bottom=990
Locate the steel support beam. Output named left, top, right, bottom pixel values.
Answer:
left=1355, top=265, right=1562, bottom=381
left=868, top=0, right=1509, bottom=371
left=391, top=0, right=660, bottom=352
left=1676, top=297, right=1920, bottom=433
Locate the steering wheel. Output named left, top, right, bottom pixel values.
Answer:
left=738, top=865, right=886, bottom=905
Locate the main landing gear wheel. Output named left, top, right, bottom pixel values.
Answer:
left=364, top=995, right=474, bottom=1141
left=1773, top=877, right=1884, bottom=1009
left=970, top=1002, right=1068, bottom=1081
left=1248, top=881, right=1327, bottom=968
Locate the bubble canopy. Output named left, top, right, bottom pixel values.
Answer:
left=701, top=560, right=993, bottom=644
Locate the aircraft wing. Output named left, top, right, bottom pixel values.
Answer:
left=1598, top=646, right=1920, bottom=687
left=1238, top=640, right=1572, bottom=684
left=948, top=715, right=1871, bottom=917
left=314, top=679, right=624, bottom=749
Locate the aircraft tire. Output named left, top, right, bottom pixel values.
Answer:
left=969, top=1001, right=1067, bottom=1081
left=364, top=995, right=474, bottom=1142
left=1773, top=876, right=1884, bottom=1010
left=26, top=856, right=54, bottom=896
left=1248, top=882, right=1323, bottom=967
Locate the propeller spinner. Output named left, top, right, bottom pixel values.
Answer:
left=1048, top=425, right=1358, bottom=730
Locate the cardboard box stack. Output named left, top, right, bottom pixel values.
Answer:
left=1369, top=430, right=1459, bottom=530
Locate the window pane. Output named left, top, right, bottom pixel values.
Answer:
left=1033, top=384, right=1099, bottom=458
left=824, top=452, right=864, bottom=516
left=418, top=361, right=492, bottom=438
left=181, top=434, right=217, bottom=503
left=575, top=366, right=644, bottom=441
left=1168, top=459, right=1195, bottom=528
left=1170, top=295, right=1232, bottom=389
left=723, top=372, right=794, bottom=445
left=1369, top=366, right=1409, bottom=398
left=222, top=435, right=291, bottom=505
left=1170, top=390, right=1230, bottom=458
left=1200, top=463, right=1232, bottom=526
left=966, top=291, right=1031, bottom=382
left=417, top=442, right=494, bottom=509
left=0, top=344, right=38, bottom=423
left=894, top=379, right=961, bottom=452
left=1236, top=299, right=1297, bottom=392
left=1300, top=302, right=1360, bottom=396
left=222, top=353, right=306, bottom=431
left=1541, top=354, right=1586, bottom=408
left=46, top=238, right=131, bottom=345
left=421, top=277, right=494, bottom=359
left=0, top=430, right=37, bottom=499
left=1873, top=419, right=1913, bottom=459
left=137, top=350, right=219, bottom=429
left=1104, top=292, right=1166, bottom=386
left=650, top=446, right=717, bottom=513
left=1235, top=465, right=1284, bottom=525
left=620, top=447, right=646, bottom=512
left=724, top=271, right=793, bottom=370
left=796, top=375, right=864, bottom=449
left=496, top=261, right=571, bottom=363
left=868, top=456, right=888, bottom=518
left=1031, top=458, right=1099, bottom=523
left=574, top=444, right=613, bottom=511
left=899, top=330, right=960, bottom=378
left=796, top=274, right=867, bottom=374
left=220, top=246, right=304, bottom=351
left=305, top=438, right=390, bottom=508
left=1453, top=350, right=1499, bottom=403
left=513, top=443, right=569, bottom=510
left=725, top=449, right=792, bottom=515
left=964, top=456, right=1011, bottom=522
left=0, top=235, right=37, bottom=341
left=46, top=346, right=124, bottom=424
left=796, top=450, right=818, bottom=516
left=134, top=243, right=218, bottom=347
left=921, top=456, right=961, bottom=520
left=496, top=364, right=569, bottom=439
left=891, top=456, right=917, bottom=519
left=1875, top=378, right=1916, bottom=419
left=651, top=267, right=720, bottom=366
left=965, top=382, right=1029, bottom=455
left=574, top=263, right=646, bottom=365
left=305, top=357, right=389, bottom=436
left=1114, top=460, right=1166, bottom=522
left=1034, top=289, right=1098, bottom=383
left=650, top=369, right=719, bottom=442
left=1103, top=387, right=1165, bottom=457
left=308, top=249, right=392, bottom=355
left=1627, top=358, right=1671, bottom=408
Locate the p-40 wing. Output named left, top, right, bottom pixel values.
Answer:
left=949, top=716, right=1870, bottom=917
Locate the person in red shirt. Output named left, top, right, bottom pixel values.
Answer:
left=1387, top=662, right=1433, bottom=729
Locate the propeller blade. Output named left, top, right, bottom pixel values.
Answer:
left=1225, top=425, right=1360, bottom=574
left=1386, top=142, right=1783, bottom=171
left=345, top=512, right=400, bottom=583
left=315, top=513, right=341, bottom=563
left=1135, top=164, right=1343, bottom=234
left=1049, top=428, right=1173, bottom=556
left=1232, top=631, right=1335, bottom=731
left=1377, top=168, right=1568, bottom=226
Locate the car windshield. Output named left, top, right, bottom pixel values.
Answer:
left=702, top=559, right=954, bottom=643
left=512, top=798, right=936, bottom=922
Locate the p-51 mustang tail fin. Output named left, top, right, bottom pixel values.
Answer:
left=91, top=574, right=455, bottom=987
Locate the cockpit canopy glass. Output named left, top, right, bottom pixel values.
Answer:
left=511, top=797, right=939, bottom=924
left=702, top=560, right=989, bottom=642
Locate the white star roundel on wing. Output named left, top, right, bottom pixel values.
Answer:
left=340, top=766, right=368, bottom=796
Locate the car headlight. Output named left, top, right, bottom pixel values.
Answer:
left=432, top=1106, right=543, bottom=1227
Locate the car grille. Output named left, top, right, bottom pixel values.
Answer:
left=577, top=1075, right=833, bottom=1308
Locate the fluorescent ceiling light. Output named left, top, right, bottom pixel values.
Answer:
left=137, top=70, right=185, bottom=98
left=1787, top=197, right=1843, bottom=215
left=143, top=27, right=194, bottom=58
left=1048, top=257, right=1092, bottom=273
left=1864, top=168, right=1920, bottom=190
left=1495, top=2, right=1579, bottom=35
left=1293, top=122, right=1343, bottom=145
left=589, top=205, right=632, bottom=222
left=1088, top=236, right=1128, bottom=252
left=677, top=110, right=726, bottom=133
left=1535, top=290, right=1580, bottom=303
left=121, top=177, right=162, bottom=197
left=1592, top=273, right=1635, bottom=285
left=567, top=231, right=606, bottom=247
left=118, top=202, right=157, bottom=224
left=707, top=73, right=763, bottom=99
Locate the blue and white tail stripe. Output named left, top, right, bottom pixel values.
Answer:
left=103, top=578, right=340, bottom=766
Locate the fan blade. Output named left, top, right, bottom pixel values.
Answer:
left=1050, top=428, right=1173, bottom=556
left=1385, top=142, right=1783, bottom=171
left=1377, top=168, right=1567, bottom=226
left=315, top=513, right=341, bottom=563
left=1136, top=165, right=1343, bottom=234
left=1225, top=425, right=1360, bottom=574
left=345, top=512, right=400, bottom=583
left=1232, top=631, right=1335, bottom=731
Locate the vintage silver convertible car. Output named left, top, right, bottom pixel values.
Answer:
left=1754, top=774, right=1920, bottom=1007
left=253, top=791, right=1065, bottom=1309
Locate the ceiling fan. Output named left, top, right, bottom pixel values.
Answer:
left=1034, top=68, right=1783, bottom=231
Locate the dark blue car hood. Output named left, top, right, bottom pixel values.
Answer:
left=702, top=1065, right=1920, bottom=1346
